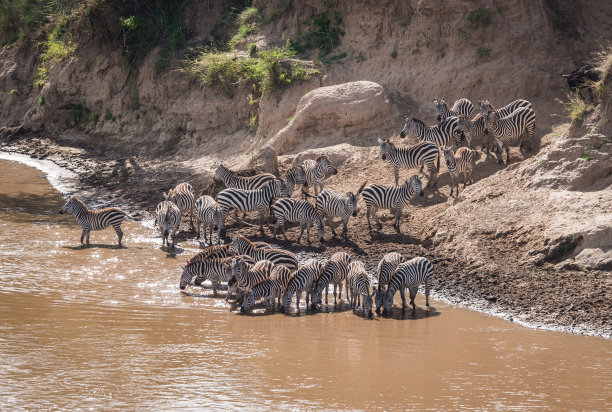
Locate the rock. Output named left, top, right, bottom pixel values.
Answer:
left=485, top=296, right=498, bottom=303
left=244, top=146, right=279, bottom=176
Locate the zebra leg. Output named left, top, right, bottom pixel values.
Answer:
left=504, top=144, right=510, bottom=164
left=366, top=206, right=372, bottom=231
left=409, top=287, right=417, bottom=311
left=170, top=230, right=176, bottom=249
left=425, top=280, right=431, bottom=307
left=463, top=170, right=468, bottom=188
left=85, top=229, right=91, bottom=245
left=494, top=139, right=504, bottom=164
left=394, top=208, right=402, bottom=233
left=400, top=288, right=407, bottom=310
left=306, top=222, right=312, bottom=244
left=297, top=222, right=305, bottom=244
left=114, top=225, right=123, bottom=247
left=80, top=229, right=86, bottom=244
left=329, top=216, right=338, bottom=237
left=190, top=207, right=194, bottom=229
left=394, top=168, right=399, bottom=186
left=342, top=217, right=348, bottom=239
left=212, top=281, right=219, bottom=295
left=296, top=291, right=302, bottom=312
left=333, top=283, right=338, bottom=305
left=258, top=210, right=266, bottom=236
left=372, top=206, right=382, bottom=230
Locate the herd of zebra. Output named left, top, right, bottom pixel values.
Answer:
left=57, top=96, right=535, bottom=315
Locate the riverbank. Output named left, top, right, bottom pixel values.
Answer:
left=2, top=133, right=610, bottom=339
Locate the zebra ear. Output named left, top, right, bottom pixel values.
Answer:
left=377, top=138, right=382, bottom=144
left=220, top=161, right=225, bottom=165
left=441, top=97, right=446, bottom=103
left=433, top=98, right=438, bottom=104
left=163, top=192, right=168, bottom=199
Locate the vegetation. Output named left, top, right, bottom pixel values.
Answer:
left=466, top=7, right=493, bottom=30
left=227, top=7, right=261, bottom=50
left=38, top=96, right=45, bottom=105
left=33, top=13, right=78, bottom=88
left=593, top=47, right=612, bottom=97
left=582, top=138, right=610, bottom=161
left=476, top=47, right=492, bottom=59
left=558, top=93, right=594, bottom=122
left=293, top=2, right=345, bottom=57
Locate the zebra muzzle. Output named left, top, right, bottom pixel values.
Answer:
left=437, top=115, right=442, bottom=121
left=58, top=210, right=64, bottom=214
left=420, top=190, right=424, bottom=197
left=332, top=169, right=338, bottom=175
left=381, top=154, right=386, bottom=160
left=352, top=211, right=357, bottom=217
left=399, top=132, right=406, bottom=138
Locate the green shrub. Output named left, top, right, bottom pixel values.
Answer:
left=467, top=7, right=493, bottom=30
left=294, top=2, right=344, bottom=56
left=248, top=43, right=258, bottom=56
left=104, top=108, right=112, bottom=121
left=38, top=95, right=45, bottom=105
left=476, top=47, right=491, bottom=58
left=92, top=111, right=100, bottom=125
left=557, top=93, right=593, bottom=122
left=391, top=50, right=397, bottom=59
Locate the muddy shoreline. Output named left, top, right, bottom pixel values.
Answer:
left=2, top=135, right=610, bottom=339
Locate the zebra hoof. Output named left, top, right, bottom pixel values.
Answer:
left=368, top=311, right=373, bottom=319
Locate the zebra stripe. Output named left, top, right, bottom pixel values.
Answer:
left=443, top=147, right=478, bottom=197
left=282, top=165, right=308, bottom=195
left=229, top=257, right=275, bottom=303
left=347, top=261, right=374, bottom=318
left=383, top=257, right=434, bottom=314
left=456, top=114, right=491, bottom=150
left=314, top=183, right=365, bottom=239
left=484, top=107, right=536, bottom=164
left=179, top=257, right=234, bottom=294
left=374, top=252, right=404, bottom=314
left=361, top=175, right=423, bottom=233
left=164, top=182, right=195, bottom=227
left=155, top=200, right=181, bottom=249
left=301, top=155, right=338, bottom=196
left=272, top=198, right=325, bottom=244
left=434, top=97, right=474, bottom=122
left=188, top=244, right=230, bottom=264
left=59, top=196, right=128, bottom=246
left=311, top=252, right=352, bottom=309
left=399, top=116, right=461, bottom=148
left=195, top=195, right=222, bottom=245
left=214, top=162, right=276, bottom=190
left=228, top=236, right=298, bottom=270
left=216, top=179, right=289, bottom=235
left=240, top=273, right=288, bottom=313
left=479, top=98, right=532, bottom=118
left=281, top=260, right=325, bottom=313
left=378, top=138, right=440, bottom=186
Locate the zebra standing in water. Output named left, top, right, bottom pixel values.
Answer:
left=383, top=257, right=434, bottom=315
left=155, top=200, right=181, bottom=249
left=59, top=196, right=129, bottom=247
left=280, top=260, right=325, bottom=313
left=361, top=175, right=424, bottom=233
left=399, top=116, right=461, bottom=149
left=229, top=257, right=275, bottom=303
left=164, top=182, right=195, bottom=228
left=456, top=114, right=490, bottom=150
left=282, top=165, right=308, bottom=195
left=240, top=268, right=291, bottom=313
left=301, top=155, right=338, bottom=196
left=378, top=138, right=439, bottom=187
left=479, top=98, right=532, bottom=117
left=213, top=162, right=276, bottom=190
left=194, top=195, right=221, bottom=245
left=484, top=107, right=537, bottom=164
left=443, top=147, right=479, bottom=197
left=434, top=97, right=474, bottom=122
left=216, top=179, right=289, bottom=235
left=373, top=252, right=405, bottom=314
left=311, top=182, right=366, bottom=239
left=228, top=236, right=298, bottom=270
left=346, top=261, right=374, bottom=318
left=179, top=257, right=234, bottom=294
left=272, top=198, right=325, bottom=244
left=311, top=252, right=352, bottom=309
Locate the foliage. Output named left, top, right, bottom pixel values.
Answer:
left=466, top=7, right=493, bottom=30
left=582, top=138, right=610, bottom=161
left=391, top=50, right=397, bottom=59
left=476, top=47, right=491, bottom=59
left=33, top=13, right=78, bottom=87
left=294, top=2, right=344, bottom=57
left=38, top=95, right=45, bottom=105
left=561, top=235, right=577, bottom=254
left=104, top=108, right=113, bottom=121
left=592, top=46, right=612, bottom=97
left=248, top=115, right=257, bottom=133
left=264, top=1, right=292, bottom=24
left=557, top=93, right=593, bottom=122
left=248, top=43, right=258, bottom=57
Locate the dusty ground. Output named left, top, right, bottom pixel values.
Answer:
left=3, top=124, right=610, bottom=338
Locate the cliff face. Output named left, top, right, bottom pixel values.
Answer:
left=1, top=0, right=610, bottom=162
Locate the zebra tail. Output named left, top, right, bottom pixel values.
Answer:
left=357, top=180, right=368, bottom=195
left=437, top=150, right=440, bottom=171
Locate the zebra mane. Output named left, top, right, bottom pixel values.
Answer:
left=472, top=113, right=484, bottom=121
left=70, top=196, right=90, bottom=211
left=410, top=117, right=427, bottom=127
left=315, top=154, right=328, bottom=162
left=237, top=235, right=256, bottom=248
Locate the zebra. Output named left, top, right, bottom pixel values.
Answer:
left=228, top=235, right=298, bottom=270
left=216, top=179, right=290, bottom=235
left=282, top=165, right=308, bottom=195
left=240, top=275, right=286, bottom=313
left=301, top=155, right=338, bottom=196
left=383, top=257, right=434, bottom=315
left=194, top=195, right=221, bottom=245
left=399, top=116, right=461, bottom=149
left=373, top=252, right=405, bottom=314
left=434, top=97, right=474, bottom=122
left=310, top=182, right=367, bottom=239
left=59, top=196, right=129, bottom=247
left=213, top=161, right=276, bottom=190
left=443, top=147, right=479, bottom=197
left=155, top=200, right=181, bottom=249
left=179, top=257, right=234, bottom=294
left=479, top=98, right=532, bottom=117
left=164, top=182, right=195, bottom=228
left=311, top=252, right=352, bottom=309
left=456, top=114, right=491, bottom=150
left=378, top=138, right=439, bottom=187
left=484, top=107, right=537, bottom=164
left=346, top=261, right=374, bottom=318
left=272, top=198, right=325, bottom=244
left=361, top=175, right=423, bottom=233
left=228, top=256, right=275, bottom=303
left=280, top=260, right=325, bottom=313
left=188, top=244, right=230, bottom=264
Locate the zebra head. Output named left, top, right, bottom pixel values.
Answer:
left=213, top=161, right=225, bottom=182
left=377, top=138, right=392, bottom=160
left=484, top=110, right=500, bottom=133
left=407, top=175, right=424, bottom=197
left=315, top=217, right=325, bottom=243
left=230, top=256, right=249, bottom=285
left=480, top=99, right=492, bottom=115
left=310, top=279, right=324, bottom=309
left=434, top=97, right=447, bottom=121
left=59, top=196, right=75, bottom=215
left=362, top=291, right=374, bottom=318
left=346, top=192, right=358, bottom=217
left=382, top=288, right=395, bottom=315
left=443, top=148, right=455, bottom=169
left=280, top=290, right=292, bottom=313
left=399, top=117, right=421, bottom=139
left=316, top=155, right=338, bottom=176
left=179, top=265, right=193, bottom=290
left=373, top=286, right=384, bottom=314
left=213, top=204, right=222, bottom=231
left=228, top=237, right=240, bottom=255
left=240, top=291, right=256, bottom=313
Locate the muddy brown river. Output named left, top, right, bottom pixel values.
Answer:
left=1, top=157, right=611, bottom=410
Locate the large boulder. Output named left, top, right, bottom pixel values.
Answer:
left=264, top=81, right=393, bottom=154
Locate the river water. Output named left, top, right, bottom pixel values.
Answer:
left=0, top=157, right=611, bottom=410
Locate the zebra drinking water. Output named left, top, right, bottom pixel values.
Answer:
left=179, top=257, right=234, bottom=294
left=59, top=196, right=129, bottom=247
left=373, top=252, right=405, bottom=314
left=216, top=179, right=290, bottom=235
left=484, top=107, right=536, bottom=164
left=443, top=147, right=479, bottom=197
left=378, top=138, right=439, bottom=187
left=434, top=97, right=474, bottom=122
left=399, top=116, right=461, bottom=148
left=228, top=236, right=298, bottom=270
left=311, top=252, right=352, bottom=309
left=240, top=271, right=289, bottom=313
left=229, top=257, right=275, bottom=303
left=301, top=155, right=338, bottom=196
left=361, top=175, right=423, bottom=233
left=346, top=261, right=374, bottom=318
left=383, top=257, right=434, bottom=315
left=280, top=260, right=325, bottom=313
left=164, top=182, right=195, bottom=228
left=272, top=198, right=325, bottom=244
left=155, top=200, right=181, bottom=249
left=194, top=195, right=221, bottom=245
